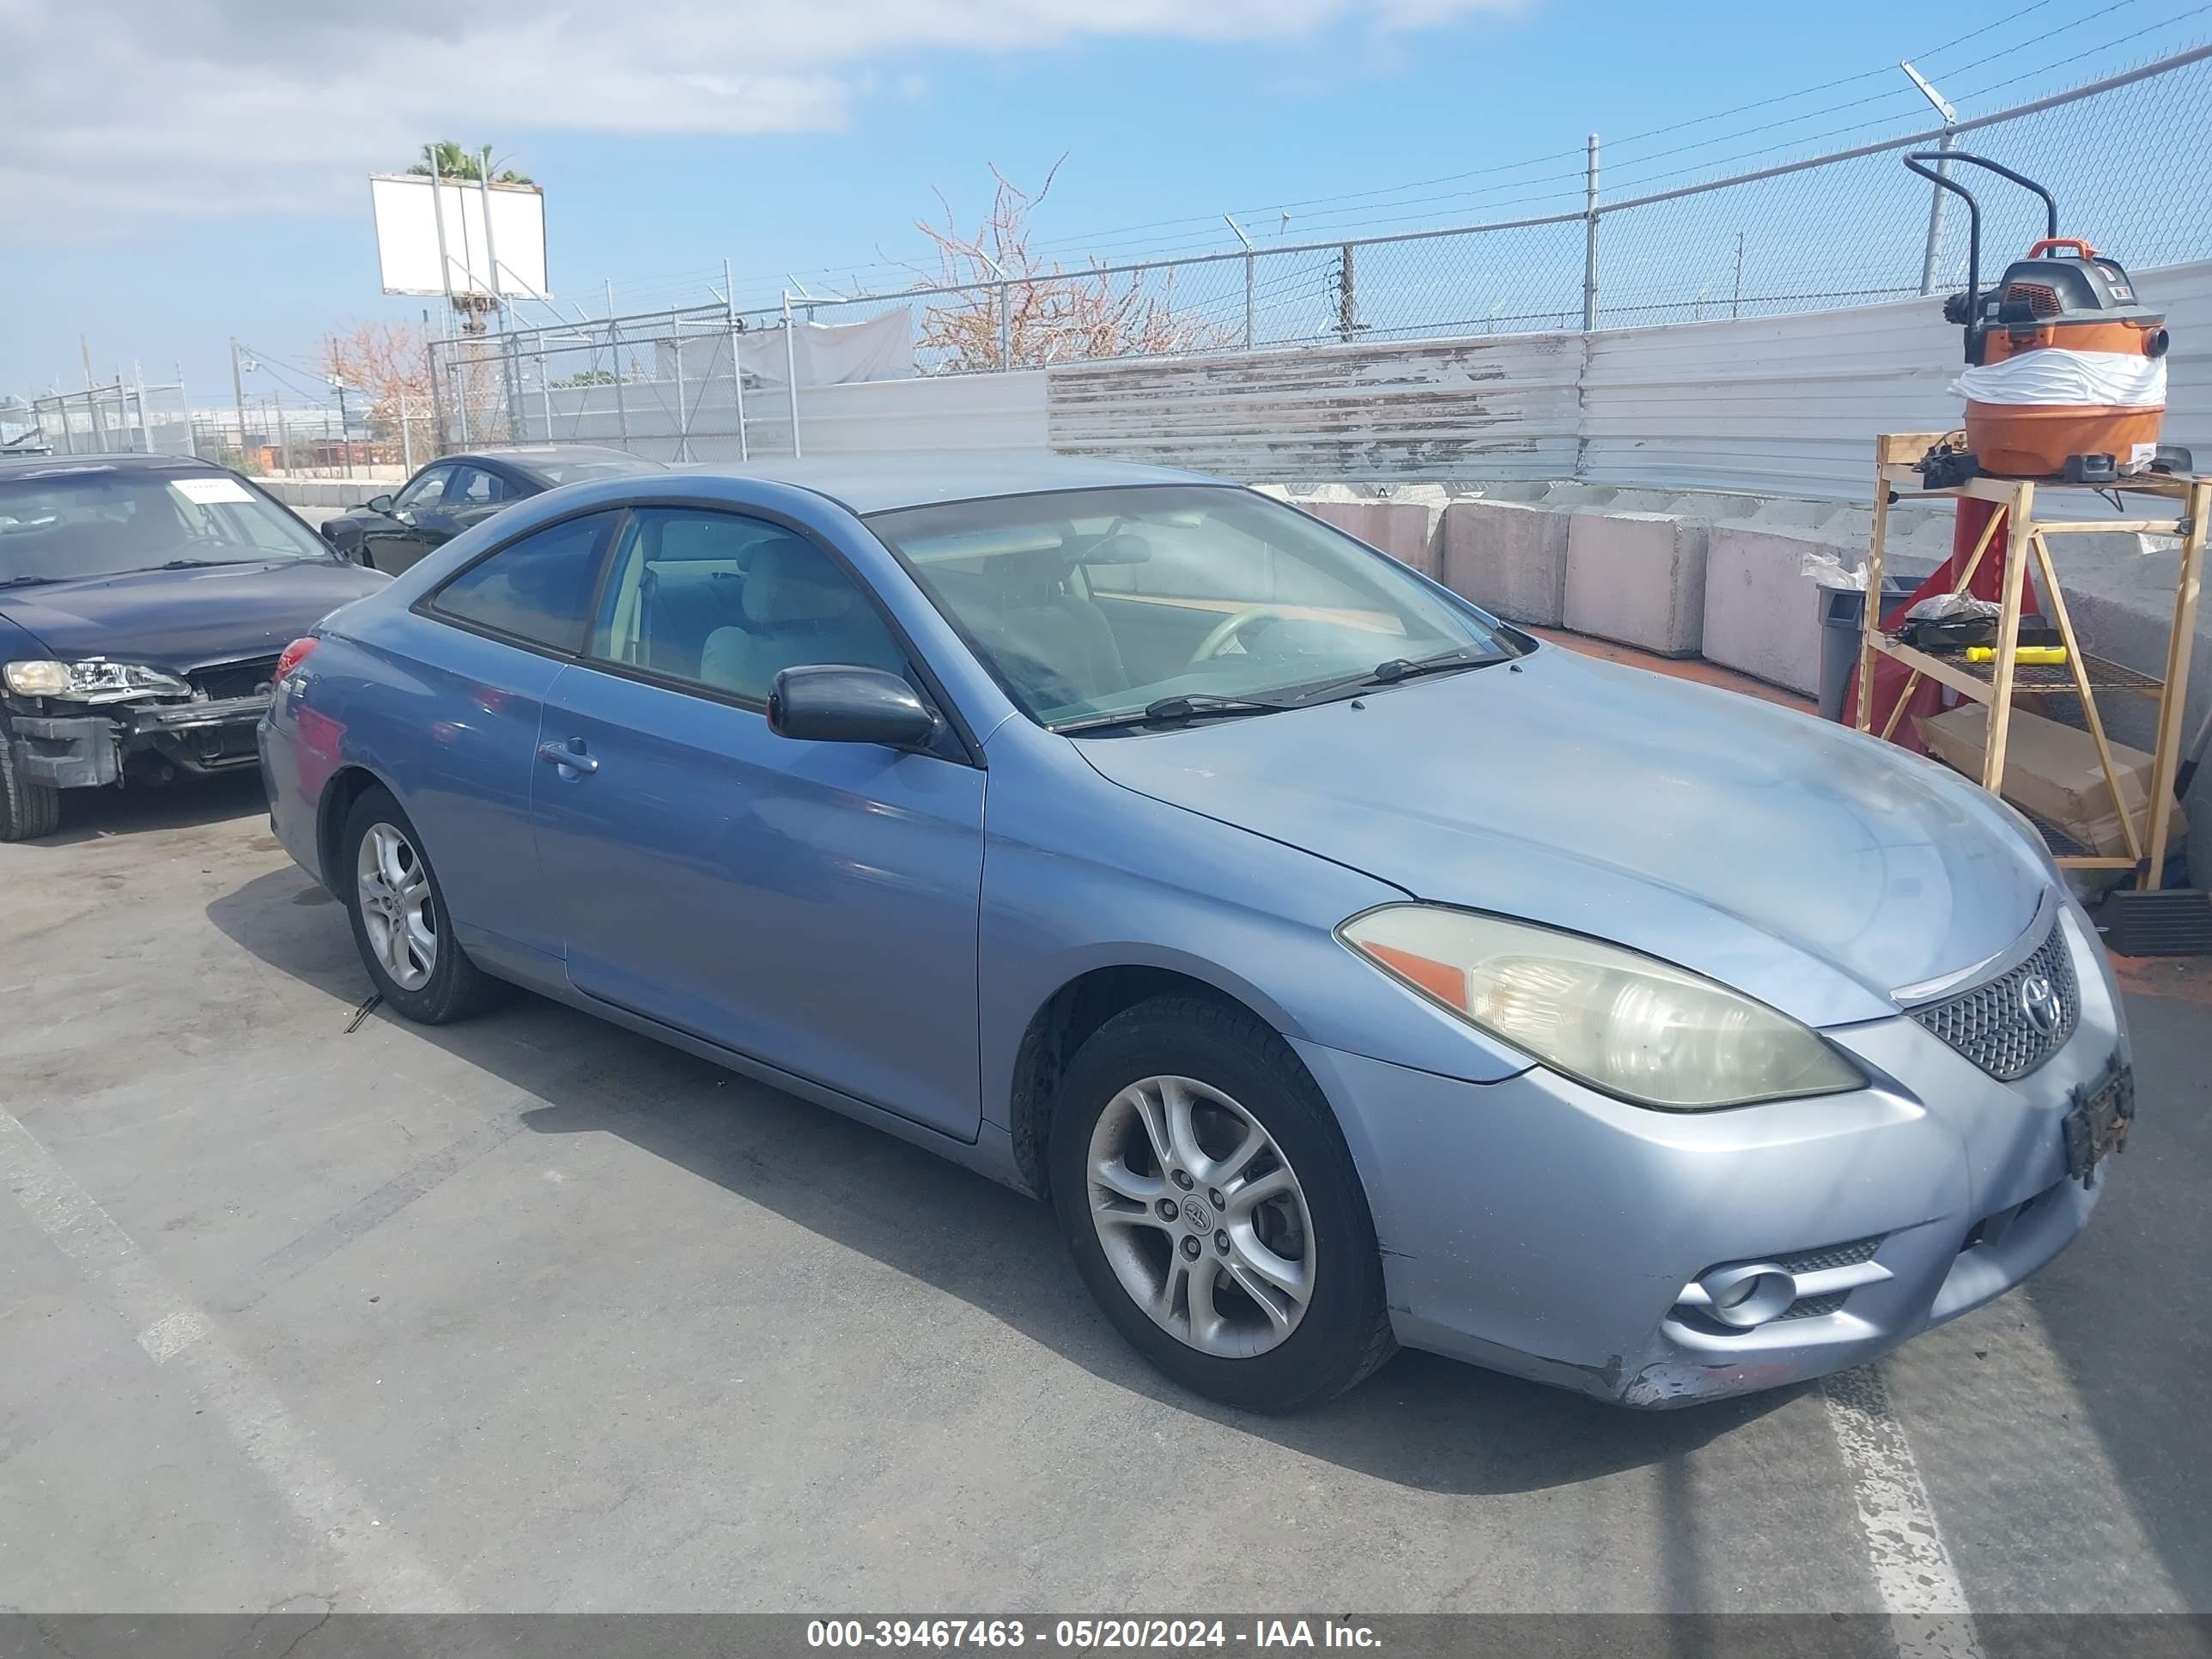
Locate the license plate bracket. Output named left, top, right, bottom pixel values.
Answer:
left=2063, top=1065, right=2135, bottom=1188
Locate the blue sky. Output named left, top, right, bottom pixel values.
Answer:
left=4, top=0, right=2206, bottom=405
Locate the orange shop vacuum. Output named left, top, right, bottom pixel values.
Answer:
left=1903, top=149, right=2187, bottom=486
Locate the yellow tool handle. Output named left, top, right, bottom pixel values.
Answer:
left=1965, top=645, right=2069, bottom=664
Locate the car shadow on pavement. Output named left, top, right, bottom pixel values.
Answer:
left=207, top=866, right=1794, bottom=1498
left=26, top=769, right=267, bottom=848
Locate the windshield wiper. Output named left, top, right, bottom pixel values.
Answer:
left=0, top=574, right=60, bottom=587
left=1290, top=647, right=1500, bottom=703
left=1055, top=694, right=1293, bottom=735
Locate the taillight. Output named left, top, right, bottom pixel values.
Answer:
left=275, top=636, right=319, bottom=684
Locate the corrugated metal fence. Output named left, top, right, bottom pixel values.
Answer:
left=467, top=258, right=2208, bottom=501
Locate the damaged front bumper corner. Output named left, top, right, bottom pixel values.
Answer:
left=9, top=694, right=272, bottom=789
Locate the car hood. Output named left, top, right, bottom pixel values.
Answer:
left=1073, top=646, right=2050, bottom=1029
left=0, top=559, right=387, bottom=671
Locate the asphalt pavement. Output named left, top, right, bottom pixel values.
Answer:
left=0, top=768, right=2206, bottom=1619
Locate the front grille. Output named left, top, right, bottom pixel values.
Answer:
left=186, top=655, right=281, bottom=702
left=1908, top=918, right=2079, bottom=1081
left=1774, top=1235, right=1883, bottom=1275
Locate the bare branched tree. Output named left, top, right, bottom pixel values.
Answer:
left=318, top=322, right=429, bottom=424
left=905, top=160, right=1233, bottom=370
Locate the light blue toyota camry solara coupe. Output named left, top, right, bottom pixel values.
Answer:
left=260, top=456, right=2130, bottom=1413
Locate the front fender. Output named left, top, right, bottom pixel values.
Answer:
left=975, top=723, right=1539, bottom=1139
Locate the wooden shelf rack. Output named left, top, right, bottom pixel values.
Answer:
left=1855, top=433, right=2206, bottom=889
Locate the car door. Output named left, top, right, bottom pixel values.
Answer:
left=362, top=464, right=456, bottom=574
left=399, top=507, right=623, bottom=965
left=529, top=504, right=987, bottom=1141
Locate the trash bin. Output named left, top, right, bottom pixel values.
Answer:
left=1817, top=577, right=1918, bottom=725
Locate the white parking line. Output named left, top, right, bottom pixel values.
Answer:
left=1820, top=1363, right=1984, bottom=1659
left=0, top=1103, right=458, bottom=1613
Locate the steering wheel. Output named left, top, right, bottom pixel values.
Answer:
left=1188, top=605, right=1293, bottom=665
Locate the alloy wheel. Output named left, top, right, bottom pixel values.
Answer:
left=1085, top=1073, right=1316, bottom=1358
left=356, top=821, right=437, bottom=992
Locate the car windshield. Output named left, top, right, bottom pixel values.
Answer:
left=866, top=484, right=1519, bottom=730
left=0, top=466, right=329, bottom=584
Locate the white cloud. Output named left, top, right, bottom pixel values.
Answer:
left=0, top=0, right=1518, bottom=221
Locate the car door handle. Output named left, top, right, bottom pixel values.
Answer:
left=537, top=739, right=599, bottom=775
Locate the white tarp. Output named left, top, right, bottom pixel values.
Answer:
left=660, top=308, right=915, bottom=388
left=1953, top=346, right=2166, bottom=408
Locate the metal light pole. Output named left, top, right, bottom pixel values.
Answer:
left=229, top=337, right=250, bottom=469
left=330, top=380, right=353, bottom=478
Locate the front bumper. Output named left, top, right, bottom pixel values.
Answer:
left=8, top=695, right=271, bottom=788
left=1297, top=902, right=2125, bottom=1408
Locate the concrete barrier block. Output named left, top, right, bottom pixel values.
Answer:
left=1539, top=483, right=1619, bottom=507
left=1297, top=499, right=1442, bottom=578
left=1564, top=510, right=1709, bottom=657
left=1700, top=526, right=1844, bottom=696
left=1662, top=492, right=1766, bottom=522
left=1440, top=499, right=1571, bottom=624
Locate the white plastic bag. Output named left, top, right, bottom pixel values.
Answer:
left=1953, top=346, right=2165, bottom=409
left=1802, top=551, right=1865, bottom=590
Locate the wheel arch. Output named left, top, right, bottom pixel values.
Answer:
left=1006, top=963, right=1299, bottom=1202
left=314, top=762, right=399, bottom=890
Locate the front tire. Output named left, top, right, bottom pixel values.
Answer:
left=341, top=783, right=498, bottom=1023
left=1049, top=995, right=1396, bottom=1413
left=0, top=722, right=63, bottom=842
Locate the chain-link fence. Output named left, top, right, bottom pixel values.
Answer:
left=25, top=380, right=194, bottom=458
left=16, top=381, right=434, bottom=477
left=428, top=42, right=2212, bottom=458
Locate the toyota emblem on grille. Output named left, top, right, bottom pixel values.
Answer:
left=2018, top=971, right=2063, bottom=1035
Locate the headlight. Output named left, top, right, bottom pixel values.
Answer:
left=1339, top=905, right=1866, bottom=1110
left=3, top=659, right=191, bottom=702
left=3, top=659, right=70, bottom=696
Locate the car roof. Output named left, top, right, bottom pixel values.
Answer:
left=666, top=455, right=1224, bottom=516
left=458, top=445, right=668, bottom=480
left=0, top=451, right=230, bottom=482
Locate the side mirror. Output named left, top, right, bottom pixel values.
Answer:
left=364, top=494, right=396, bottom=514
left=768, top=665, right=939, bottom=750
left=319, top=517, right=366, bottom=556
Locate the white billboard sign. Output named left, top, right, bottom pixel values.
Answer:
left=368, top=173, right=550, bottom=300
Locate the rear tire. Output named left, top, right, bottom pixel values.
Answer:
left=340, top=783, right=499, bottom=1023
left=0, top=722, right=64, bottom=842
left=1049, top=995, right=1396, bottom=1413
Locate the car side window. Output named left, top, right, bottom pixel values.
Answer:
left=394, top=465, right=454, bottom=511
left=587, top=507, right=907, bottom=702
left=447, top=465, right=508, bottom=507
left=428, top=512, right=615, bottom=653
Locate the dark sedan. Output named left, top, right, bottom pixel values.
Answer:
left=321, top=445, right=665, bottom=574
left=0, top=453, right=387, bottom=840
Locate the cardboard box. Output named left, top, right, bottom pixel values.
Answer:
left=1916, top=703, right=2189, bottom=858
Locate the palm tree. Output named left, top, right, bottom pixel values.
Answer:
left=406, top=143, right=533, bottom=185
